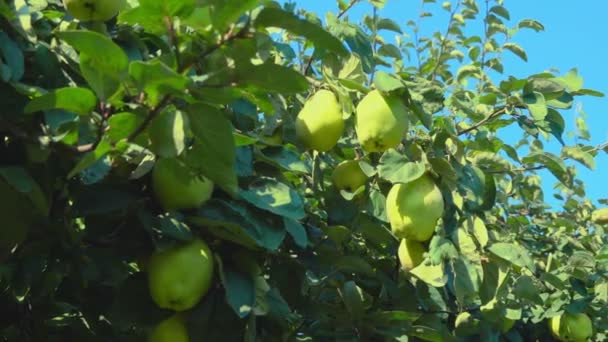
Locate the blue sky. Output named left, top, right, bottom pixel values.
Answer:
left=284, top=1, right=608, bottom=205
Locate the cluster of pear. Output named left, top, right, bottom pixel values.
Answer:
left=295, top=89, right=444, bottom=272
left=145, top=158, right=216, bottom=342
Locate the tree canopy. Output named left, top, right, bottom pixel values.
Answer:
left=0, top=0, right=607, bottom=341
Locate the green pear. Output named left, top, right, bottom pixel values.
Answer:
left=149, top=314, right=189, bottom=342
left=386, top=174, right=444, bottom=242
left=397, top=238, right=425, bottom=271
left=549, top=313, right=593, bottom=342
left=295, top=89, right=344, bottom=152
left=152, top=157, right=213, bottom=211
left=148, top=239, right=214, bottom=311
left=355, top=90, right=408, bottom=152
left=331, top=160, right=367, bottom=192
left=591, top=208, right=608, bottom=224
left=454, top=312, right=480, bottom=337
left=62, top=0, right=125, bottom=21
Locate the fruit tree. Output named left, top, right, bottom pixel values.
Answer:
left=0, top=0, right=607, bottom=341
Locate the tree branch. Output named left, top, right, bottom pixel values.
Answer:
left=457, top=106, right=506, bottom=136
left=125, top=95, right=173, bottom=143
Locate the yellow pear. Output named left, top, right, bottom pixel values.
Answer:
left=355, top=90, right=408, bottom=152
left=454, top=312, right=480, bottom=337
left=152, top=157, right=214, bottom=211
left=591, top=208, right=608, bottom=224
left=397, top=238, right=425, bottom=271
left=62, top=0, right=125, bottom=21
left=148, top=239, right=214, bottom=311
left=331, top=160, right=367, bottom=192
left=148, top=314, right=189, bottom=342
left=386, top=174, right=444, bottom=242
left=295, top=89, right=344, bottom=152
left=549, top=313, right=593, bottom=342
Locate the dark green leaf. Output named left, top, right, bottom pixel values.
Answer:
left=255, top=7, right=348, bottom=56
left=187, top=104, right=238, bottom=195
left=237, top=63, right=309, bottom=94
left=240, top=178, right=305, bottom=220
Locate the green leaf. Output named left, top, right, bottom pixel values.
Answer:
left=562, top=146, right=595, bottom=170
left=282, top=217, right=308, bottom=248
left=452, top=257, right=481, bottom=305
left=523, top=92, right=547, bottom=120
left=378, top=150, right=426, bottom=184
left=187, top=104, right=238, bottom=196
left=210, top=0, right=260, bottom=31
left=490, top=5, right=510, bottom=20
left=24, top=87, right=97, bottom=115
left=517, top=19, right=544, bottom=32
left=522, top=152, right=569, bottom=185
left=190, top=199, right=286, bottom=250
left=555, top=68, right=583, bottom=91
left=129, top=60, right=190, bottom=105
left=257, top=146, right=311, bottom=173
left=374, top=70, right=405, bottom=92
left=513, top=275, right=543, bottom=305
left=118, top=0, right=196, bottom=33
left=0, top=166, right=48, bottom=215
left=502, top=42, right=527, bottom=61
left=411, top=262, right=447, bottom=287
left=376, top=18, right=403, bottom=33
left=79, top=54, right=121, bottom=100
left=377, top=44, right=402, bottom=59
left=148, top=108, right=188, bottom=158
left=219, top=262, right=255, bottom=318
left=67, top=141, right=112, bottom=179
left=255, top=7, right=348, bottom=56
left=457, top=164, right=485, bottom=213
left=57, top=30, right=128, bottom=74
left=340, top=281, right=367, bottom=319
left=539, top=109, right=565, bottom=144
left=488, top=243, right=535, bottom=270
left=452, top=228, right=478, bottom=261
left=106, top=112, right=143, bottom=142
left=237, top=63, right=309, bottom=94
left=334, top=256, right=375, bottom=277
left=240, top=178, right=305, bottom=220
left=0, top=32, right=24, bottom=81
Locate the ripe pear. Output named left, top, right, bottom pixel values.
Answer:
left=397, top=238, right=425, bottom=271
left=591, top=208, right=608, bottom=224
left=386, top=174, right=444, bottom=242
left=295, top=89, right=344, bottom=152
left=62, top=0, right=125, bottom=21
left=331, top=160, right=367, bottom=192
left=152, top=157, right=214, bottom=211
left=355, top=90, right=408, bottom=152
left=148, top=239, right=214, bottom=311
left=549, top=313, right=593, bottom=342
left=149, top=314, right=189, bottom=342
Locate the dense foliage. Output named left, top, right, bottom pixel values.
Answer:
left=0, top=0, right=607, bottom=340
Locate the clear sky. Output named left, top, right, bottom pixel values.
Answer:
left=283, top=1, right=608, bottom=205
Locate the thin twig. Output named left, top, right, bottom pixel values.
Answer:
left=477, top=0, right=491, bottom=92
left=457, top=106, right=507, bottom=136
left=430, top=1, right=461, bottom=81
left=125, top=95, right=173, bottom=142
